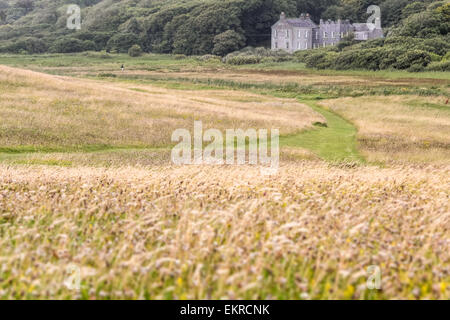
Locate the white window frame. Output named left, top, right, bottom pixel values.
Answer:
left=323, top=32, right=328, bottom=38
left=305, top=31, right=309, bottom=38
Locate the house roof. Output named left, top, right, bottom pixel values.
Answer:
left=285, top=17, right=317, bottom=28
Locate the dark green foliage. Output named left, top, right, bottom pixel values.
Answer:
left=425, top=60, right=450, bottom=71
left=224, top=46, right=294, bottom=65
left=0, top=36, right=47, bottom=53
left=225, top=55, right=261, bottom=65
left=0, top=0, right=338, bottom=55
left=304, top=46, right=434, bottom=71
left=212, top=30, right=246, bottom=56
left=82, top=40, right=96, bottom=52
left=49, top=38, right=85, bottom=53
left=0, top=0, right=447, bottom=74
left=106, top=33, right=139, bottom=53
left=128, top=44, right=143, bottom=57
left=303, top=2, right=449, bottom=71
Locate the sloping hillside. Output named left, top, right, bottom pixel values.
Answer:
left=0, top=0, right=447, bottom=56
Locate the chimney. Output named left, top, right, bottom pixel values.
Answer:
left=280, top=12, right=286, bottom=21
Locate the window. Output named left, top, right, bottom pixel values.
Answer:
left=341, top=32, right=344, bottom=38
left=304, top=42, right=308, bottom=49
left=331, top=31, right=335, bottom=38
left=286, top=42, right=289, bottom=49
left=297, top=42, right=301, bottom=49
left=305, top=31, right=309, bottom=38
left=298, top=30, right=301, bottom=38
left=286, top=30, right=289, bottom=38
left=323, top=32, right=328, bottom=38
left=274, top=30, right=277, bottom=37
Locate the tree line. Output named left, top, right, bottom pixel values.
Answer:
left=0, top=0, right=448, bottom=71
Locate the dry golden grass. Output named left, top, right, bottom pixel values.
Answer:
left=0, top=62, right=449, bottom=301
left=65, top=66, right=447, bottom=88
left=0, top=164, right=448, bottom=300
left=319, top=96, right=450, bottom=164
left=0, top=65, right=323, bottom=150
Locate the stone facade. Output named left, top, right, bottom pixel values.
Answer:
left=271, top=12, right=383, bottom=53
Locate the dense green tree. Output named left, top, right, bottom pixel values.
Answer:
left=0, top=0, right=447, bottom=64
left=128, top=44, right=143, bottom=57
left=49, top=38, right=85, bottom=53
left=106, top=32, right=139, bottom=53
left=212, top=30, right=246, bottom=56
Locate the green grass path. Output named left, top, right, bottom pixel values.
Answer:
left=280, top=100, right=364, bottom=162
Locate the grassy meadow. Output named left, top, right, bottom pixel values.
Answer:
left=0, top=53, right=449, bottom=300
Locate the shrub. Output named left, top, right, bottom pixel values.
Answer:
left=425, top=60, right=450, bottom=71
left=334, top=48, right=383, bottom=70
left=107, top=33, right=140, bottom=53
left=225, top=55, right=261, bottom=65
left=223, top=47, right=293, bottom=65
left=443, top=52, right=450, bottom=61
left=49, top=38, right=84, bottom=53
left=305, top=52, right=336, bottom=69
left=212, top=30, right=246, bottom=56
left=197, top=54, right=222, bottom=62
left=429, top=52, right=442, bottom=62
left=128, top=44, right=143, bottom=57
left=82, top=51, right=112, bottom=59
left=396, top=50, right=431, bottom=69
left=4, top=37, right=47, bottom=54
left=82, top=40, right=97, bottom=52
left=408, top=64, right=425, bottom=72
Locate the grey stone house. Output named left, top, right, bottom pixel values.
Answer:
left=271, top=12, right=383, bottom=53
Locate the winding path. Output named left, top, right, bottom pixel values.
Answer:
left=280, top=100, right=364, bottom=162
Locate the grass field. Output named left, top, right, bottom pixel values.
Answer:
left=0, top=53, right=449, bottom=300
